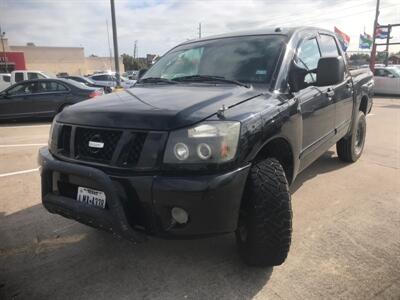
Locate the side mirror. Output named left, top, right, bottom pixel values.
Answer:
left=138, top=69, right=148, bottom=80
left=387, top=73, right=395, bottom=78
left=316, top=56, right=345, bottom=86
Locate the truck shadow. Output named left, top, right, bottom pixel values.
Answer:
left=0, top=205, right=272, bottom=300
left=290, top=150, right=349, bottom=194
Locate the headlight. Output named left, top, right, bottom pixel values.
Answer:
left=163, top=121, right=241, bottom=164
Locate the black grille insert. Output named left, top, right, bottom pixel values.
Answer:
left=118, top=133, right=148, bottom=167
left=75, top=127, right=122, bottom=164
left=58, top=125, right=72, bottom=156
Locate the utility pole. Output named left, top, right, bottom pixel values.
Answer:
left=369, top=0, right=380, bottom=71
left=198, top=23, right=202, bottom=39
left=0, top=26, right=8, bottom=73
left=133, top=40, right=138, bottom=59
left=106, top=20, right=113, bottom=71
left=110, top=0, right=121, bottom=88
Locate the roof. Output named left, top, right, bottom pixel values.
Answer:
left=179, top=26, right=329, bottom=46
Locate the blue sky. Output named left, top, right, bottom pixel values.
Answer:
left=1, top=0, right=399, bottom=57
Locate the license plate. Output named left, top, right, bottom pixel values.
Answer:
left=76, top=187, right=106, bottom=209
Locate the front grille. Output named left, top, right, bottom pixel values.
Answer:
left=58, top=125, right=72, bottom=156
left=118, top=133, right=147, bottom=167
left=54, top=124, right=156, bottom=169
left=75, top=127, right=122, bottom=164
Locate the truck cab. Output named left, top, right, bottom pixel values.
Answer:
left=11, top=70, right=51, bottom=85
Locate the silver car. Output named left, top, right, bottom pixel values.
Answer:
left=373, top=67, right=400, bottom=95
left=88, top=73, right=136, bottom=89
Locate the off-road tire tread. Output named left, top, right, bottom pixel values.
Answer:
left=336, top=111, right=366, bottom=162
left=236, top=158, right=292, bottom=267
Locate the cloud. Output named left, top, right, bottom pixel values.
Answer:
left=1, top=0, right=399, bottom=57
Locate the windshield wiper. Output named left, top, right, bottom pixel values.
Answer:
left=172, top=75, right=250, bottom=88
left=139, top=77, right=178, bottom=84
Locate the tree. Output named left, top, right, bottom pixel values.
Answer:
left=349, top=53, right=370, bottom=62
left=121, top=54, right=148, bottom=71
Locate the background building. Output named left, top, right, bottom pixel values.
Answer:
left=0, top=38, right=124, bottom=75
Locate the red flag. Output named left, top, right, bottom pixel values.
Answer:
left=334, top=26, right=350, bottom=51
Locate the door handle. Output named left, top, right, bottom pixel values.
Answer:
left=326, top=88, right=335, bottom=100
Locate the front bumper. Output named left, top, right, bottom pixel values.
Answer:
left=38, top=147, right=250, bottom=241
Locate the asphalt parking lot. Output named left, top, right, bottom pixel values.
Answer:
left=0, top=97, right=399, bottom=300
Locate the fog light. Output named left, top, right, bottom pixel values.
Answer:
left=197, top=143, right=212, bottom=160
left=173, top=143, right=189, bottom=160
left=171, top=207, right=188, bottom=224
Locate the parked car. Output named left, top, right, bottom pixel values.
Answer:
left=373, top=66, right=400, bottom=95
left=123, top=70, right=139, bottom=80
left=65, top=75, right=113, bottom=93
left=10, top=70, right=51, bottom=85
left=0, top=78, right=103, bottom=120
left=56, top=72, right=69, bottom=78
left=88, top=73, right=136, bottom=89
left=0, top=73, right=11, bottom=91
left=39, top=27, right=373, bottom=267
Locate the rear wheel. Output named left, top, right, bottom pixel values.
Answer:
left=336, top=111, right=366, bottom=162
left=236, top=158, right=292, bottom=267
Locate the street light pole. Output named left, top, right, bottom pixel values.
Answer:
left=110, top=0, right=121, bottom=88
left=0, top=26, right=8, bottom=73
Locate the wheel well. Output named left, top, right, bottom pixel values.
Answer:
left=359, top=96, right=368, bottom=114
left=255, top=138, right=294, bottom=184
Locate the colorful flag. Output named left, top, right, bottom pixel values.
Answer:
left=359, top=33, right=373, bottom=49
left=334, top=26, right=350, bottom=51
left=375, top=24, right=389, bottom=39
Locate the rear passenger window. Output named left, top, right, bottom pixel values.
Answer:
left=319, top=34, right=340, bottom=57
left=39, top=81, right=68, bottom=92
left=28, top=72, right=39, bottom=80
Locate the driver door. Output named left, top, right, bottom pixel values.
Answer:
left=0, top=82, right=34, bottom=119
left=294, top=37, right=336, bottom=170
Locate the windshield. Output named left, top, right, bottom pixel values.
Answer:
left=142, top=35, right=286, bottom=84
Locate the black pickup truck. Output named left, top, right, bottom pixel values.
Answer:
left=38, top=27, right=373, bottom=267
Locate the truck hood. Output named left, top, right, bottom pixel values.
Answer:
left=57, top=84, right=264, bottom=130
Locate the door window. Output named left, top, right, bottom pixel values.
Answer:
left=7, top=82, right=38, bottom=95
left=296, top=38, right=321, bottom=85
left=319, top=34, right=340, bottom=57
left=2, top=75, right=10, bottom=82
left=91, top=75, right=109, bottom=81
left=15, top=72, right=24, bottom=82
left=38, top=81, right=68, bottom=92
left=374, top=69, right=392, bottom=77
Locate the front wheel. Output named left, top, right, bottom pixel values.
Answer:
left=236, top=158, right=292, bottom=267
left=336, top=111, right=366, bottom=162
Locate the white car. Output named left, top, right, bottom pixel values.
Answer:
left=0, top=73, right=11, bottom=91
left=88, top=73, right=136, bottom=89
left=373, top=67, right=400, bottom=95
left=10, top=70, right=52, bottom=85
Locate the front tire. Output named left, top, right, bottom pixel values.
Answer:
left=236, top=158, right=292, bottom=267
left=336, top=111, right=366, bottom=162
